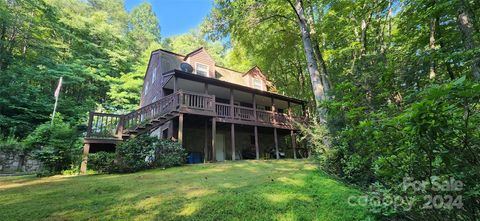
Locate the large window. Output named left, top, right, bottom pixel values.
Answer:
left=252, top=78, right=263, bottom=90
left=196, top=63, right=209, bottom=76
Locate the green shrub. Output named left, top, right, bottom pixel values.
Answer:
left=114, top=135, right=186, bottom=173
left=115, top=135, right=158, bottom=173
left=24, top=115, right=82, bottom=174
left=153, top=139, right=187, bottom=168
left=0, top=134, right=25, bottom=153
left=88, top=151, right=116, bottom=173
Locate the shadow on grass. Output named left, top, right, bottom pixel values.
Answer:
left=0, top=160, right=373, bottom=221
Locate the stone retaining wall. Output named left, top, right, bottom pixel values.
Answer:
left=0, top=150, right=41, bottom=174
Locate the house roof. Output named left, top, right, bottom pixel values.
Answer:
left=164, top=69, right=305, bottom=104
left=183, top=47, right=205, bottom=60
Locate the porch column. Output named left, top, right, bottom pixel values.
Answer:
left=178, top=113, right=184, bottom=146
left=254, top=126, right=259, bottom=160
left=291, top=130, right=297, bottom=159
left=288, top=102, right=292, bottom=117
left=204, top=119, right=208, bottom=162
left=80, top=143, right=90, bottom=174
left=173, top=76, right=178, bottom=92
left=271, top=97, right=276, bottom=124
left=230, top=89, right=234, bottom=118
left=231, top=123, right=235, bottom=161
left=212, top=117, right=216, bottom=162
left=252, top=94, right=257, bottom=121
left=274, top=128, right=279, bottom=159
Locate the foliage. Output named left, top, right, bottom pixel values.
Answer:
left=308, top=78, right=480, bottom=219
left=24, top=115, right=82, bottom=174
left=0, top=160, right=373, bottom=220
left=0, top=134, right=24, bottom=153
left=115, top=135, right=186, bottom=173
left=153, top=139, right=187, bottom=169
left=0, top=0, right=163, bottom=136
left=88, top=151, right=116, bottom=174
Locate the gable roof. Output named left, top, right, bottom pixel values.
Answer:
left=243, top=65, right=268, bottom=79
left=183, top=47, right=214, bottom=62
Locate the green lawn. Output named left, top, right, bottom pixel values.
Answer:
left=0, top=160, right=372, bottom=221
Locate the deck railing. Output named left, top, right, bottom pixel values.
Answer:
left=86, top=113, right=123, bottom=138
left=86, top=90, right=305, bottom=139
left=215, top=103, right=303, bottom=126
left=179, top=90, right=215, bottom=111
left=123, top=92, right=178, bottom=131
left=234, top=106, right=255, bottom=121
left=216, top=103, right=231, bottom=117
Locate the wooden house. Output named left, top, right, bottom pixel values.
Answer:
left=81, top=48, right=307, bottom=172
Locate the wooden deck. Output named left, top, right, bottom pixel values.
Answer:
left=85, top=90, right=306, bottom=141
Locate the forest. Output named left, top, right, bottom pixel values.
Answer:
left=0, top=0, right=479, bottom=220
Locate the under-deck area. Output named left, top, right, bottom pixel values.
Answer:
left=160, top=115, right=304, bottom=163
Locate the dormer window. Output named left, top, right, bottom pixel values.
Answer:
left=196, top=63, right=209, bottom=77
left=252, top=78, right=263, bottom=90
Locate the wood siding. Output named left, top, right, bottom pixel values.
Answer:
left=185, top=48, right=216, bottom=78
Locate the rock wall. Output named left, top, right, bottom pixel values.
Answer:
left=0, top=150, right=41, bottom=174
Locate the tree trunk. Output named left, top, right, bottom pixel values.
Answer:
left=288, top=0, right=328, bottom=123
left=457, top=0, right=480, bottom=80
left=306, top=3, right=332, bottom=93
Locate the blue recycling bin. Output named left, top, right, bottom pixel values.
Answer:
left=187, top=152, right=203, bottom=164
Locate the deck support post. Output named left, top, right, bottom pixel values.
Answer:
left=80, top=143, right=90, bottom=174
left=274, top=128, right=279, bottom=159
left=291, top=130, right=297, bottom=159
left=204, top=118, right=208, bottom=162
left=254, top=126, right=259, bottom=160
left=178, top=113, right=183, bottom=146
left=212, top=117, right=216, bottom=162
left=231, top=123, right=235, bottom=161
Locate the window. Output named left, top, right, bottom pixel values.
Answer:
left=144, top=83, right=148, bottom=95
left=196, top=63, right=209, bottom=76
left=252, top=78, right=263, bottom=90
left=152, top=67, right=157, bottom=83
left=162, top=128, right=169, bottom=139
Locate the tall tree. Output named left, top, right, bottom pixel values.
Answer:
left=287, top=0, right=329, bottom=122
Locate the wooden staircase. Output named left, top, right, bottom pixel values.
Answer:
left=85, top=92, right=183, bottom=140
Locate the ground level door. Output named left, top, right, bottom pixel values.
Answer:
left=215, top=133, right=225, bottom=161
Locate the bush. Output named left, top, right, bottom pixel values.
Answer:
left=0, top=134, right=24, bottom=153
left=24, top=115, right=82, bottom=174
left=114, top=135, right=186, bottom=173
left=115, top=135, right=158, bottom=173
left=154, top=139, right=187, bottom=168
left=88, top=152, right=116, bottom=173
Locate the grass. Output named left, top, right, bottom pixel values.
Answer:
left=0, top=160, right=373, bottom=221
